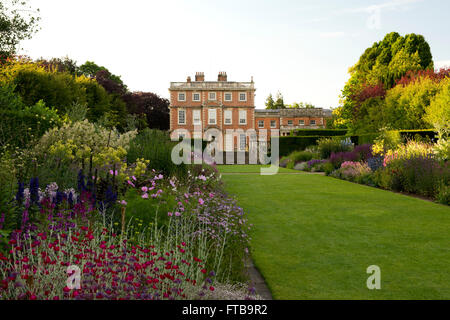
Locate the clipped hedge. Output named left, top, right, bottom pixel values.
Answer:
left=398, top=129, right=437, bottom=142
left=294, top=129, right=348, bottom=137
left=350, top=130, right=437, bottom=146
left=278, top=136, right=345, bottom=156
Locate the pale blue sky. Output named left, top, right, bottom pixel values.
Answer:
left=21, top=0, right=450, bottom=109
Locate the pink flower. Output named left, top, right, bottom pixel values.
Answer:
left=168, top=212, right=173, bottom=216
left=198, top=198, right=204, bottom=205
left=132, top=176, right=137, bottom=181
left=127, top=180, right=135, bottom=187
left=175, top=211, right=181, bottom=217
left=118, top=200, right=127, bottom=206
left=170, top=180, right=176, bottom=188
left=141, top=193, right=149, bottom=199
left=141, top=186, right=148, bottom=192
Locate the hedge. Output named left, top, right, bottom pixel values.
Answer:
left=350, top=130, right=437, bottom=145
left=278, top=136, right=345, bottom=156
left=398, top=130, right=437, bottom=142
left=294, top=129, right=348, bottom=137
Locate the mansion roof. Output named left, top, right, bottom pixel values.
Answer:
left=255, top=108, right=332, bottom=118
left=170, top=81, right=255, bottom=91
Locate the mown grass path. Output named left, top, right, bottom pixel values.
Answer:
left=218, top=166, right=450, bottom=299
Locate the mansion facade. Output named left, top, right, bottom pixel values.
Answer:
left=169, top=72, right=331, bottom=151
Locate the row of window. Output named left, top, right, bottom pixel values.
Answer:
left=177, top=92, right=247, bottom=102
left=178, top=110, right=319, bottom=127
left=255, top=119, right=317, bottom=128
left=178, top=109, right=247, bottom=125
left=286, top=119, right=316, bottom=126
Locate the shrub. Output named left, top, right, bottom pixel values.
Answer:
left=0, top=100, right=62, bottom=150
left=288, top=150, right=315, bottom=163
left=379, top=153, right=448, bottom=199
left=317, top=137, right=353, bottom=159
left=436, top=184, right=450, bottom=205
left=278, top=136, right=329, bottom=156
left=433, top=137, right=449, bottom=161
left=322, top=162, right=335, bottom=175
left=294, top=129, right=348, bottom=136
left=367, top=156, right=384, bottom=171
left=127, top=129, right=187, bottom=177
left=332, top=161, right=372, bottom=182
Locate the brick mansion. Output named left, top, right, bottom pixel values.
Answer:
left=169, top=72, right=332, bottom=151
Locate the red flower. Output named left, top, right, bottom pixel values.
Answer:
left=209, top=286, right=215, bottom=291
left=201, top=269, right=207, bottom=274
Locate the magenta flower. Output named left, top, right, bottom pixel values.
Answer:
left=141, top=186, right=148, bottom=192
left=141, top=193, right=149, bottom=199
left=199, top=198, right=204, bottom=205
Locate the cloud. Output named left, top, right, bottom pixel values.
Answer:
left=319, top=32, right=346, bottom=38
left=346, top=0, right=423, bottom=14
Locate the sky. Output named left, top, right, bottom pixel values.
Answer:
left=19, top=0, right=450, bottom=110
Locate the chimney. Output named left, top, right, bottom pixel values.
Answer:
left=195, top=72, right=204, bottom=82
left=218, top=71, right=227, bottom=82
left=187, top=76, right=191, bottom=83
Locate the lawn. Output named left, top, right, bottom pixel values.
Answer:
left=218, top=164, right=298, bottom=174
left=218, top=166, right=450, bottom=299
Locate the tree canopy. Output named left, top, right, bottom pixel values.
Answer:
left=0, top=0, right=40, bottom=60
left=333, top=32, right=437, bottom=133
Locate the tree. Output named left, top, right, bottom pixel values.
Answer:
left=424, top=78, right=450, bottom=135
left=274, top=91, right=285, bottom=109
left=122, top=92, right=170, bottom=131
left=0, top=0, right=40, bottom=60
left=287, top=102, right=316, bottom=109
left=337, top=32, right=434, bottom=132
left=36, top=56, right=80, bottom=75
left=265, top=93, right=275, bottom=109
left=79, top=61, right=125, bottom=88
left=383, top=76, right=443, bottom=130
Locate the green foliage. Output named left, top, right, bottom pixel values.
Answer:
left=0, top=0, right=40, bottom=59
left=278, top=136, right=342, bottom=156
left=436, top=184, right=450, bottom=206
left=0, top=99, right=62, bottom=150
left=317, top=137, right=353, bottom=159
left=35, top=120, right=137, bottom=173
left=371, top=128, right=402, bottom=155
left=337, top=32, right=435, bottom=131
left=322, top=161, right=335, bottom=175
left=383, top=77, right=443, bottom=129
left=127, top=129, right=187, bottom=177
left=289, top=150, right=315, bottom=163
left=79, top=61, right=125, bottom=87
left=274, top=91, right=285, bottom=109
left=287, top=102, right=316, bottom=109
left=424, top=78, right=450, bottom=136
left=265, top=93, right=275, bottom=109
left=294, top=129, right=348, bottom=137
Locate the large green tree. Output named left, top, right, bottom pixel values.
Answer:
left=336, top=32, right=434, bottom=133
left=0, top=0, right=40, bottom=59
